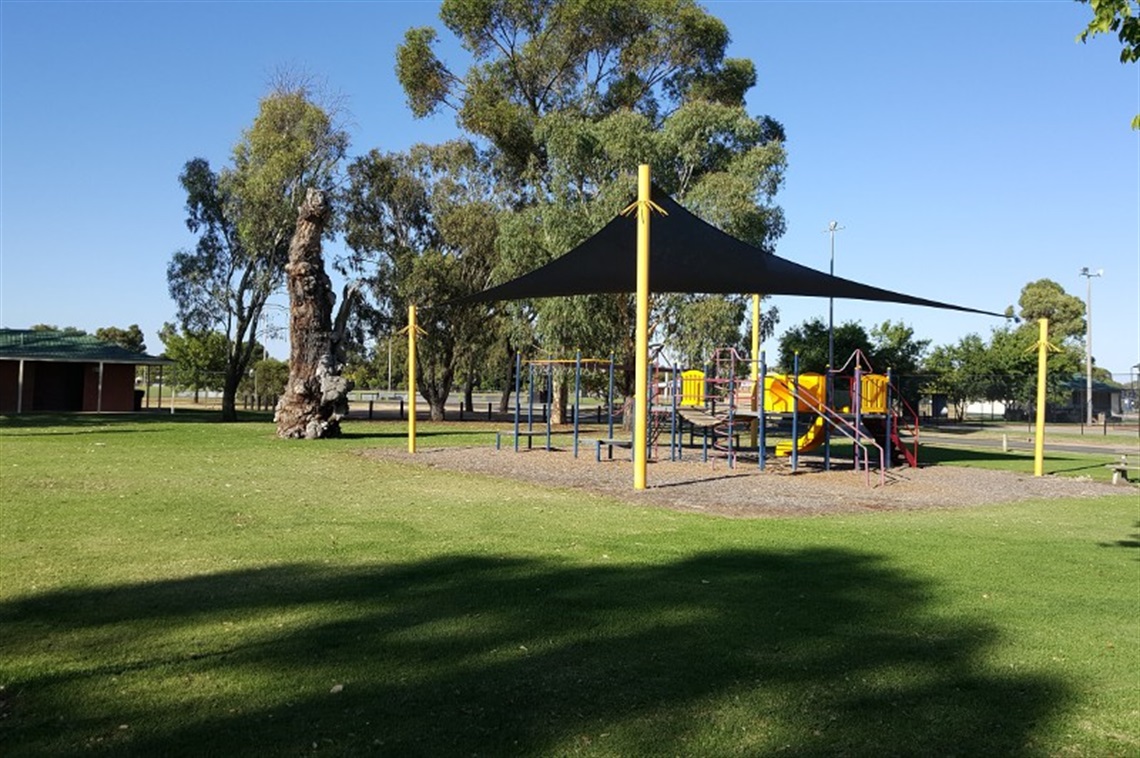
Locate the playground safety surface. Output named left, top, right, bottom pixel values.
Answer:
left=361, top=446, right=1126, bottom=518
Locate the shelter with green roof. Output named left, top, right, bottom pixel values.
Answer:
left=1064, top=376, right=1124, bottom=423
left=0, top=329, right=171, bottom=413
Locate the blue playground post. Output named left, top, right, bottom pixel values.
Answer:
left=727, top=360, right=736, bottom=469
left=759, top=351, right=767, bottom=471
left=670, top=369, right=679, bottom=461
left=573, top=351, right=582, bottom=458
left=645, top=358, right=654, bottom=462
left=608, top=353, right=616, bottom=440
left=791, top=352, right=800, bottom=473
left=824, top=363, right=832, bottom=471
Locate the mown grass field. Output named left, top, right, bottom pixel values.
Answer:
left=1, top=414, right=1137, bottom=756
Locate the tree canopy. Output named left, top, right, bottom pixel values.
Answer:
left=343, top=140, right=502, bottom=419
left=397, top=0, right=762, bottom=180
left=158, top=323, right=229, bottom=400
left=94, top=324, right=147, bottom=353
left=776, top=319, right=876, bottom=375
left=1016, top=278, right=1085, bottom=343
left=922, top=323, right=1084, bottom=421
left=1077, top=0, right=1140, bottom=128
left=31, top=323, right=146, bottom=353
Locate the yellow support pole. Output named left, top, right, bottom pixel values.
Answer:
left=408, top=304, right=418, bottom=454
left=634, top=165, right=652, bottom=490
left=1033, top=317, right=1048, bottom=477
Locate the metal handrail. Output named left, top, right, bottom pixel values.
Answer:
left=777, top=376, right=886, bottom=486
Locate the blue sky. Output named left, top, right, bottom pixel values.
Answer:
left=2, top=0, right=1137, bottom=377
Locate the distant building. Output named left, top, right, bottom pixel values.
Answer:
left=1065, top=376, right=1123, bottom=422
left=0, top=329, right=171, bottom=413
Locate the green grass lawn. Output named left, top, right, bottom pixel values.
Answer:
left=1, top=415, right=1137, bottom=756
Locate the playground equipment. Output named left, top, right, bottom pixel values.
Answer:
left=494, top=352, right=626, bottom=457
left=775, top=416, right=826, bottom=457
left=492, top=345, right=921, bottom=487
left=659, top=347, right=920, bottom=482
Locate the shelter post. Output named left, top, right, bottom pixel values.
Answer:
left=607, top=353, right=615, bottom=440
left=634, top=164, right=651, bottom=490
left=408, top=304, right=417, bottom=454
left=1034, top=318, right=1048, bottom=477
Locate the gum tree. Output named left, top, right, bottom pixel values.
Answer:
left=343, top=141, right=501, bottom=420
left=1077, top=0, right=1140, bottom=127
left=397, top=0, right=788, bottom=414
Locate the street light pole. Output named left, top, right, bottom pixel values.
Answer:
left=1079, top=267, right=1102, bottom=425
left=825, top=221, right=844, bottom=372
left=823, top=221, right=844, bottom=472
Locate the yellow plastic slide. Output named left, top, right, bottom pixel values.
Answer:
left=774, top=415, right=826, bottom=457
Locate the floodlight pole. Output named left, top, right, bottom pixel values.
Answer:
left=1079, top=267, right=1102, bottom=425
left=825, top=221, right=843, bottom=471
left=826, top=221, right=844, bottom=373
left=751, top=294, right=761, bottom=382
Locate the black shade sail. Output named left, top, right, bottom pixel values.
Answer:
left=460, top=185, right=1006, bottom=318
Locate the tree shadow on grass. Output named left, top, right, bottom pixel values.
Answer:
left=918, top=445, right=1019, bottom=465
left=1, top=550, right=1069, bottom=757
left=1098, top=521, right=1140, bottom=551
left=1047, top=462, right=1106, bottom=475
left=920, top=444, right=1095, bottom=468
left=920, top=445, right=1114, bottom=480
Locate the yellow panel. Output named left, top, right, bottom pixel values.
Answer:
left=680, top=369, right=705, bottom=407
left=861, top=374, right=888, bottom=414
left=764, top=373, right=826, bottom=412
left=763, top=374, right=793, bottom=412
left=796, top=373, right=826, bottom=409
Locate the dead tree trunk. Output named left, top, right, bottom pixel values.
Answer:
left=275, top=189, right=355, bottom=439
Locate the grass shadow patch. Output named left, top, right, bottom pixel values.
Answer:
left=1, top=549, right=1069, bottom=756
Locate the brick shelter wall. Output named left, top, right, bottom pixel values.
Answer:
left=0, top=360, right=138, bottom=412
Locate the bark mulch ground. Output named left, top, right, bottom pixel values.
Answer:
left=362, top=444, right=1126, bottom=519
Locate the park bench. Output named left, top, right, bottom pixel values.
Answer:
left=1105, top=455, right=1138, bottom=485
